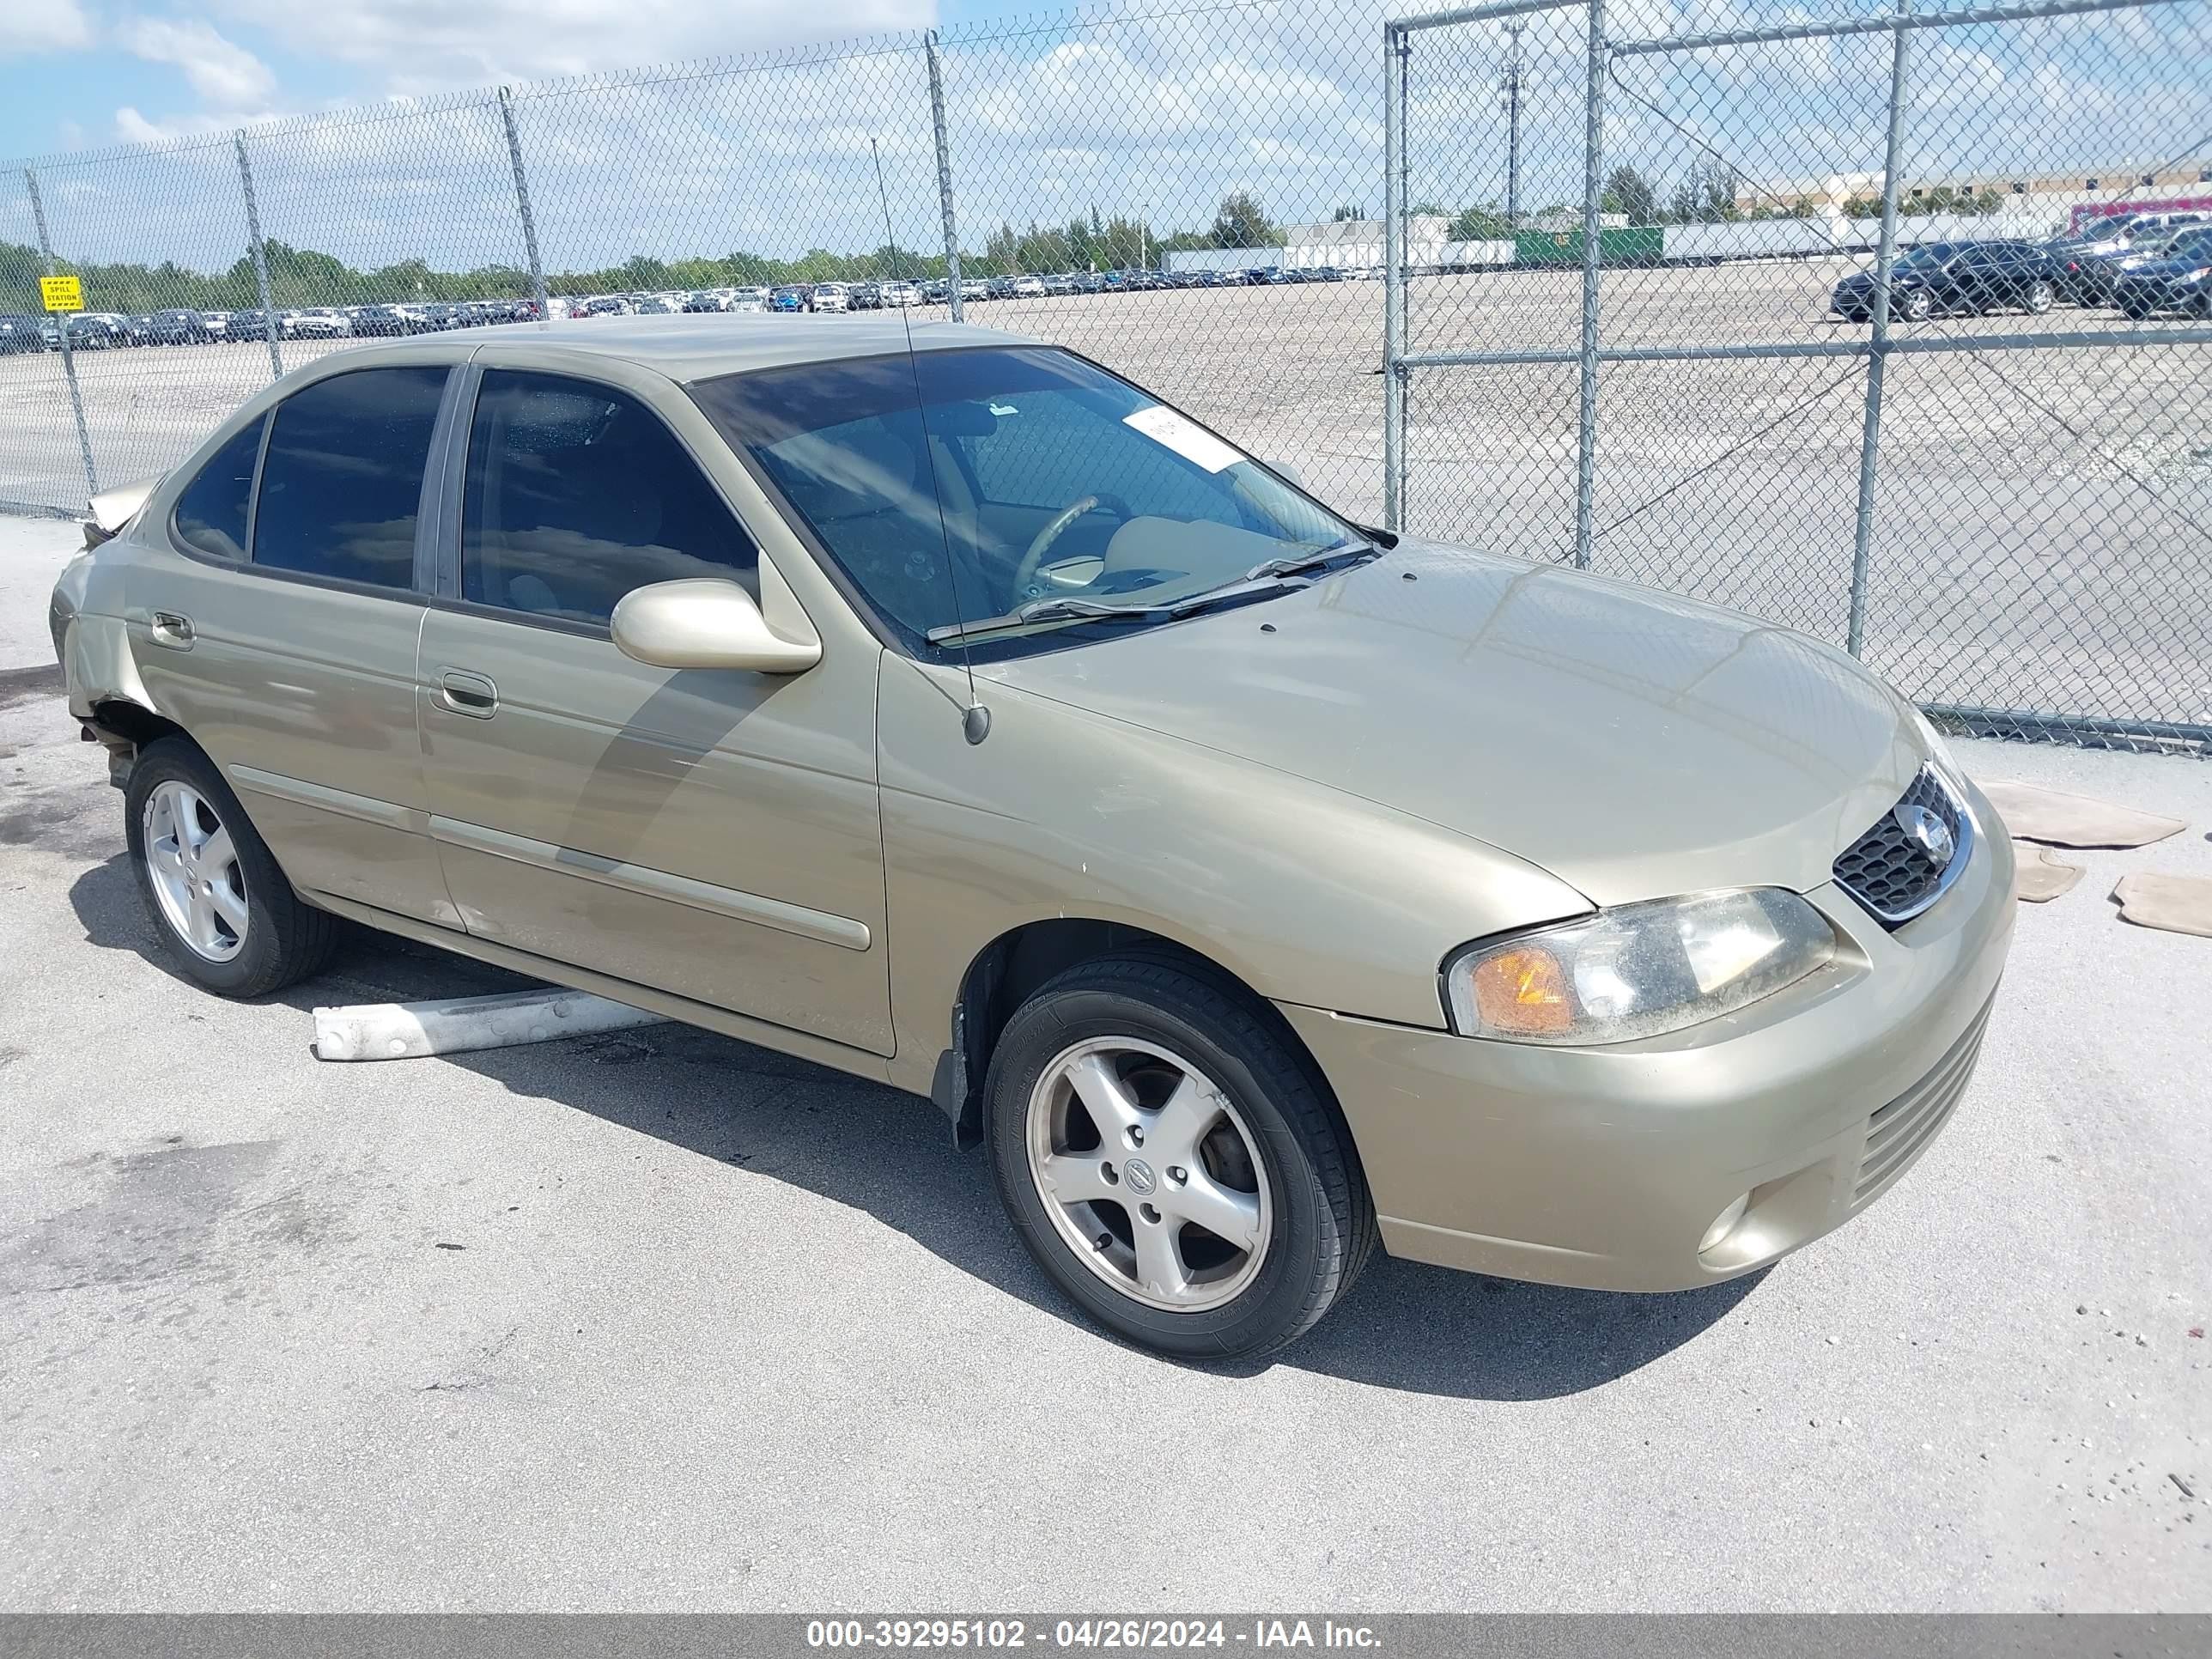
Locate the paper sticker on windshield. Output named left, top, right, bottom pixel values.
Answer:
left=1122, top=405, right=1243, bottom=473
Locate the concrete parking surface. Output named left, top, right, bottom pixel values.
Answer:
left=2, top=514, right=2207, bottom=1610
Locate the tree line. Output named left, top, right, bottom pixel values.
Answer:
left=2, top=169, right=2017, bottom=318
left=0, top=190, right=1297, bottom=317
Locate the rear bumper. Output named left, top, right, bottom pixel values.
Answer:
left=1281, top=800, right=2015, bottom=1292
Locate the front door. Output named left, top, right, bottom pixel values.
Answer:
left=415, top=365, right=891, bottom=1054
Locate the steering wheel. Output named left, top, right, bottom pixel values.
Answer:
left=1012, top=493, right=1133, bottom=599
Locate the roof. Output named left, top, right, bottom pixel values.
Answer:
left=347, top=313, right=1041, bottom=384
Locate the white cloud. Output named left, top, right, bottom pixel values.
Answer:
left=122, top=16, right=276, bottom=106
left=1, top=0, right=94, bottom=55
left=208, top=0, right=937, bottom=91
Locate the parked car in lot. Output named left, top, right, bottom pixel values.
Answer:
left=348, top=305, right=417, bottom=337
left=879, top=282, right=922, bottom=308
left=148, top=309, right=216, bottom=344
left=1010, top=275, right=1046, bottom=298
left=58, top=313, right=131, bottom=349
left=812, top=283, right=853, bottom=313
left=581, top=296, right=630, bottom=319
left=727, top=288, right=768, bottom=313
left=2110, top=227, right=2212, bottom=317
left=2046, top=210, right=2212, bottom=303
left=49, top=314, right=2014, bottom=1359
left=1829, top=240, right=2059, bottom=321
left=959, top=278, right=991, bottom=301
left=283, top=307, right=352, bottom=338
left=769, top=286, right=809, bottom=313
left=0, top=313, right=44, bottom=354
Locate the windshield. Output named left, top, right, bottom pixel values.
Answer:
left=693, top=346, right=1361, bottom=657
left=2168, top=231, right=2212, bottom=262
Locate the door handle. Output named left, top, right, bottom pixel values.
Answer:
left=437, top=670, right=498, bottom=719
left=149, top=611, right=195, bottom=650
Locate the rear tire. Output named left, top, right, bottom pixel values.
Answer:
left=984, top=954, right=1376, bottom=1360
left=124, top=737, right=337, bottom=998
left=2023, top=280, right=2054, bottom=314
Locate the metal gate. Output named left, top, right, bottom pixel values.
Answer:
left=1382, top=0, right=2212, bottom=750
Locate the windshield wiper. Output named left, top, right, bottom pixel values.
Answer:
left=1241, top=541, right=1382, bottom=583
left=926, top=595, right=1177, bottom=646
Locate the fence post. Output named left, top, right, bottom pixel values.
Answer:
left=1847, top=0, right=1912, bottom=659
left=1382, top=22, right=1408, bottom=533
left=234, top=132, right=283, bottom=380
left=24, top=167, right=100, bottom=502
left=1572, top=0, right=1607, bottom=570
left=924, top=32, right=965, bottom=324
left=497, top=88, right=552, bottom=323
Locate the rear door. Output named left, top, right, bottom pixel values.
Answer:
left=128, top=359, right=460, bottom=925
left=413, top=358, right=891, bottom=1054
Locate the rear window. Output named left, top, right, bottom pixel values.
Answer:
left=252, top=367, right=446, bottom=590
left=172, top=414, right=265, bottom=562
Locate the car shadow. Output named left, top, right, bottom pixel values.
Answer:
left=67, top=853, right=1764, bottom=1400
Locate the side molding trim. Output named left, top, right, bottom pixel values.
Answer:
left=426, top=814, right=872, bottom=951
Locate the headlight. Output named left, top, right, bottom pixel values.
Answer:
left=1443, top=889, right=1835, bottom=1045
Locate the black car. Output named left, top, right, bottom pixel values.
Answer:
left=2046, top=211, right=2212, bottom=303
left=0, top=313, right=43, bottom=355
left=349, top=304, right=413, bottom=337
left=228, top=307, right=273, bottom=338
left=1829, top=240, right=2060, bottom=322
left=147, top=308, right=213, bottom=344
left=2111, top=227, right=2212, bottom=318
left=62, top=313, right=130, bottom=349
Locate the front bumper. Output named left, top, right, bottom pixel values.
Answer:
left=1280, top=797, right=2015, bottom=1292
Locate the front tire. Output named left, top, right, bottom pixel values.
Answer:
left=125, top=738, right=337, bottom=997
left=984, top=954, right=1376, bottom=1360
left=2023, top=279, right=2054, bottom=314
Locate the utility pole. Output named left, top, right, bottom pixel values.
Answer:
left=1502, top=21, right=1525, bottom=230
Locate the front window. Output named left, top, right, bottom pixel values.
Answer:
left=692, top=346, right=1360, bottom=657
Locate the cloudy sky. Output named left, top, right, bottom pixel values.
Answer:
left=3, top=1, right=2204, bottom=271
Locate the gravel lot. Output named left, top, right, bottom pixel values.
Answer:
left=3, top=514, right=2208, bottom=1611
left=3, top=265, right=2204, bottom=733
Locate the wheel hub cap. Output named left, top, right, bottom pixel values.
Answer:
left=1024, top=1036, right=1273, bottom=1314
left=141, top=780, right=249, bottom=963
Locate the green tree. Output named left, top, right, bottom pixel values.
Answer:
left=1600, top=164, right=1659, bottom=226
left=1210, top=191, right=1278, bottom=249
left=1668, top=160, right=1741, bottom=224
left=1449, top=204, right=1510, bottom=240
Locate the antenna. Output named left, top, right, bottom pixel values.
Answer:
left=874, top=135, right=988, bottom=741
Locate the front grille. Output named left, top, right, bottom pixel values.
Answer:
left=1853, top=996, right=1993, bottom=1206
left=1832, top=766, right=1972, bottom=927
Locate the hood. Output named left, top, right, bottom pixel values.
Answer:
left=986, top=543, right=1925, bottom=908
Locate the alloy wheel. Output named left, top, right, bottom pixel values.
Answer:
left=142, top=780, right=249, bottom=962
left=2026, top=281, right=2054, bottom=313
left=1025, top=1036, right=1273, bottom=1313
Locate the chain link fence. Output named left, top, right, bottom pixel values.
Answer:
left=2, top=0, right=2206, bottom=749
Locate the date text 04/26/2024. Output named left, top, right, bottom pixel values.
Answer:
left=804, top=1620, right=1383, bottom=1650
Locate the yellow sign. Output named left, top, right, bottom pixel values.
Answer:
left=40, top=275, right=83, bottom=313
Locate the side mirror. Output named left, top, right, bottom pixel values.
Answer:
left=1270, top=460, right=1307, bottom=489
left=611, top=571, right=821, bottom=674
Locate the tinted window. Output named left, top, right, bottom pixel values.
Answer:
left=172, top=413, right=265, bottom=562
left=461, top=370, right=758, bottom=627
left=252, top=367, right=445, bottom=588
